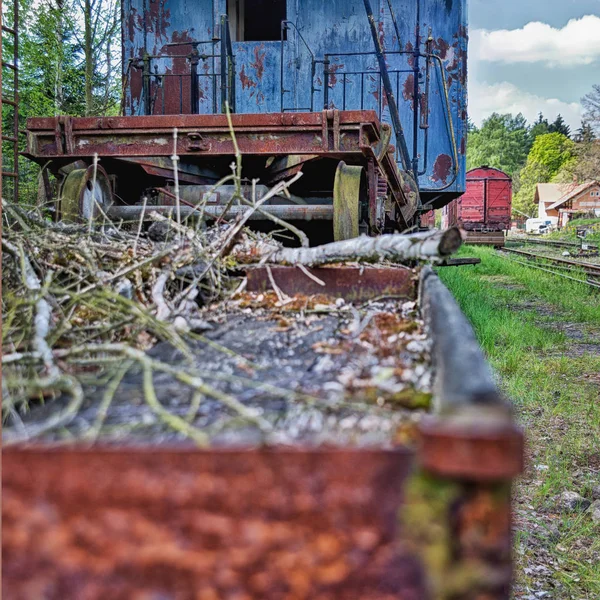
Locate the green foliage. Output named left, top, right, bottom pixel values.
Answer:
left=513, top=133, right=576, bottom=217
left=528, top=132, right=576, bottom=177
left=466, top=112, right=530, bottom=176
left=530, top=112, right=550, bottom=142
left=2, top=0, right=121, bottom=204
left=548, top=114, right=571, bottom=138
left=19, top=0, right=86, bottom=118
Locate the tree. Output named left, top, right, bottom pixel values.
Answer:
left=528, top=132, right=577, bottom=177
left=582, top=84, right=600, bottom=134
left=466, top=112, right=530, bottom=176
left=14, top=0, right=122, bottom=203
left=513, top=133, right=576, bottom=217
left=530, top=112, right=550, bottom=142
left=19, top=0, right=86, bottom=118
left=73, top=0, right=121, bottom=116
left=574, top=120, right=596, bottom=143
left=549, top=114, right=571, bottom=138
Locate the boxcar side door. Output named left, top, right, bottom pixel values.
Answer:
left=486, top=178, right=512, bottom=229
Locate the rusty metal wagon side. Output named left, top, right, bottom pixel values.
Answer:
left=3, top=266, right=523, bottom=600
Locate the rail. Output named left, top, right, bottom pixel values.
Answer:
left=319, top=48, right=457, bottom=189
left=500, top=247, right=600, bottom=289
left=507, top=236, right=598, bottom=250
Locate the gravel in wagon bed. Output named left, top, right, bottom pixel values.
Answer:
left=28, top=293, right=433, bottom=447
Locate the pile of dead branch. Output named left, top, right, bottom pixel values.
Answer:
left=2, top=152, right=461, bottom=444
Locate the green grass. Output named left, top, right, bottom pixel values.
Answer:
left=437, top=246, right=600, bottom=599
left=546, top=218, right=600, bottom=245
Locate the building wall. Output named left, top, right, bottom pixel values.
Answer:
left=570, top=185, right=600, bottom=213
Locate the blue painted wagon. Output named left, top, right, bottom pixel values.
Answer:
left=25, top=0, right=467, bottom=239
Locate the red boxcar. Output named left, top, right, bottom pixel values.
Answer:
left=420, top=210, right=436, bottom=228
left=442, top=166, right=512, bottom=245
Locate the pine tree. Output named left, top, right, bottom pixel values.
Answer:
left=549, top=114, right=571, bottom=138
left=530, top=112, right=550, bottom=142
left=574, top=120, right=596, bottom=143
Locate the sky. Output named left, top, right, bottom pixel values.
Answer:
left=468, top=0, right=600, bottom=131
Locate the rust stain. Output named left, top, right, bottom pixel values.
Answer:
left=146, top=0, right=171, bottom=49
left=434, top=37, right=450, bottom=60
left=403, top=74, right=415, bottom=110
left=239, top=65, right=257, bottom=90
left=432, top=154, right=452, bottom=184
left=328, top=63, right=345, bottom=87
left=460, top=137, right=466, bottom=155
left=405, top=41, right=415, bottom=68
left=250, top=44, right=266, bottom=80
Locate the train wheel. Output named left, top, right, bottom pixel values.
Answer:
left=59, top=165, right=113, bottom=223
left=333, top=161, right=364, bottom=241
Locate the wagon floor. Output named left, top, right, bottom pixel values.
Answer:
left=27, top=295, right=432, bottom=446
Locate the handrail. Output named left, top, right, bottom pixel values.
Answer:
left=132, top=15, right=235, bottom=116
left=362, top=0, right=412, bottom=174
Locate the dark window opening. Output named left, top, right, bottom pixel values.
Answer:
left=227, top=0, right=286, bottom=42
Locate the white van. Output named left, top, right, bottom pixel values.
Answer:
left=526, top=218, right=557, bottom=234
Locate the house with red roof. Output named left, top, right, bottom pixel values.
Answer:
left=536, top=181, right=600, bottom=228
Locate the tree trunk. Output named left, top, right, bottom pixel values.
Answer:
left=54, top=0, right=65, bottom=114
left=252, top=229, right=464, bottom=267
left=84, top=0, right=93, bottom=115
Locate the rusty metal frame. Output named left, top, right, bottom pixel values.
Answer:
left=24, top=110, right=412, bottom=211
left=418, top=266, right=523, bottom=480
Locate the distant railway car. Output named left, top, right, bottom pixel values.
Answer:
left=442, top=166, right=511, bottom=246
left=420, top=209, right=436, bottom=228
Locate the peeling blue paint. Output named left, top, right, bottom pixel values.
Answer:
left=123, top=0, right=467, bottom=197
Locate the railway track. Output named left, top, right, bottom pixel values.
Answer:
left=500, top=247, right=600, bottom=289
left=506, top=236, right=598, bottom=251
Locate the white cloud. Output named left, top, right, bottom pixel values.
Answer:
left=471, top=15, right=600, bottom=66
left=469, top=80, right=583, bottom=129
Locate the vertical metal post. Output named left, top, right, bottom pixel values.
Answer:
left=212, top=37, right=218, bottom=114
left=323, top=58, right=330, bottom=109
left=220, top=16, right=227, bottom=113
left=418, top=33, right=432, bottom=176
left=189, top=46, right=199, bottom=115
left=412, top=0, right=421, bottom=175
left=142, top=52, right=151, bottom=115
left=309, top=59, right=315, bottom=112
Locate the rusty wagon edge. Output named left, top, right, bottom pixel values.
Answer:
left=2, top=267, right=523, bottom=599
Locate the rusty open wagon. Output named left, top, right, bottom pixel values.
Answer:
left=3, top=261, right=523, bottom=599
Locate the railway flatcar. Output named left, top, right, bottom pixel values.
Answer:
left=25, top=0, right=467, bottom=241
left=442, top=166, right=512, bottom=246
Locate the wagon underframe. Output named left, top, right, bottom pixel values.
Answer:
left=26, top=110, right=420, bottom=234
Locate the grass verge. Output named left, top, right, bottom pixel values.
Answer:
left=438, top=245, right=600, bottom=599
